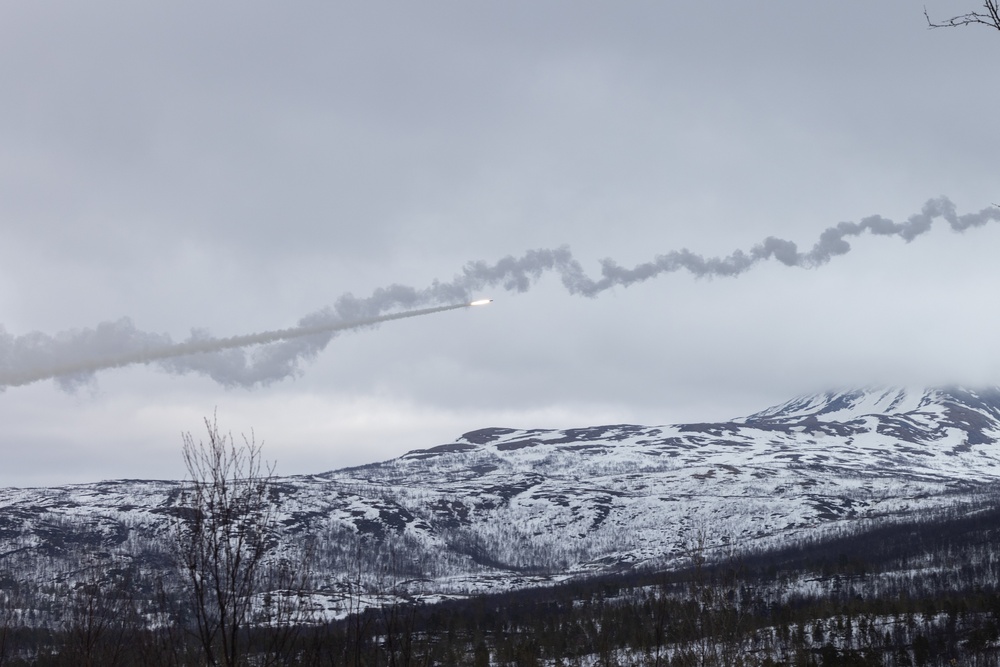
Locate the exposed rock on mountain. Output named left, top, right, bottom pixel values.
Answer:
left=3, top=387, right=999, bottom=609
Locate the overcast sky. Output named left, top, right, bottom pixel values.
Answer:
left=2, top=1, right=998, bottom=487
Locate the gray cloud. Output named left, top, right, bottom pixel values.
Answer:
left=2, top=0, right=1000, bottom=486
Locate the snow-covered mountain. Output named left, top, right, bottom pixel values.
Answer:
left=3, top=386, right=1000, bottom=609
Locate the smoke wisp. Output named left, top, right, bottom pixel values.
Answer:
left=0, top=304, right=468, bottom=390
left=1, top=196, right=995, bottom=390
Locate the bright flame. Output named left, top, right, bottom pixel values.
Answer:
left=469, top=299, right=493, bottom=306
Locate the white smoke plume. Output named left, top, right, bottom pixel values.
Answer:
left=0, top=304, right=468, bottom=390
left=0, top=197, right=995, bottom=390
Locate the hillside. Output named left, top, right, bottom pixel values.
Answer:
left=2, top=386, right=1000, bottom=610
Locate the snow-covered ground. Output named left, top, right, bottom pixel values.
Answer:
left=2, top=386, right=999, bottom=608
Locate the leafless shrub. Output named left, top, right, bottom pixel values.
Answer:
left=173, top=414, right=288, bottom=667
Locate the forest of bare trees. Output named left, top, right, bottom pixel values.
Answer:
left=2, top=431, right=1000, bottom=666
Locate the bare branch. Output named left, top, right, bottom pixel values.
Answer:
left=175, top=413, right=280, bottom=667
left=925, top=1, right=1000, bottom=30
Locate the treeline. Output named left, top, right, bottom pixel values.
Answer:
left=2, top=490, right=1000, bottom=665
left=294, top=493, right=1000, bottom=666
left=4, top=413, right=1000, bottom=666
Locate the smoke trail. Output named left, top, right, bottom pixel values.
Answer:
left=414, top=197, right=1000, bottom=300
left=0, top=197, right=995, bottom=390
left=553, top=196, right=1000, bottom=296
left=0, top=304, right=468, bottom=390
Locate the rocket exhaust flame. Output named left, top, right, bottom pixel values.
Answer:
left=0, top=197, right=996, bottom=390
left=469, top=299, right=493, bottom=306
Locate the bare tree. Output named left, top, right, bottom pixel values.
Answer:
left=925, top=1, right=1000, bottom=32
left=174, top=414, right=277, bottom=667
left=56, top=564, right=139, bottom=667
left=0, top=585, right=19, bottom=667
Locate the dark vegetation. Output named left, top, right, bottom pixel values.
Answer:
left=2, top=485, right=1000, bottom=665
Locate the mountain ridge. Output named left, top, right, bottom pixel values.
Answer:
left=3, top=385, right=1000, bottom=615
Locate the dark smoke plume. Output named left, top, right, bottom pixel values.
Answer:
left=0, top=197, right=995, bottom=390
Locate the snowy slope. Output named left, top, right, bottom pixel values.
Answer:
left=2, top=386, right=1000, bottom=607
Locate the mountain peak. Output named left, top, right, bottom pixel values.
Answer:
left=737, top=386, right=1000, bottom=425
left=738, top=387, right=935, bottom=424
